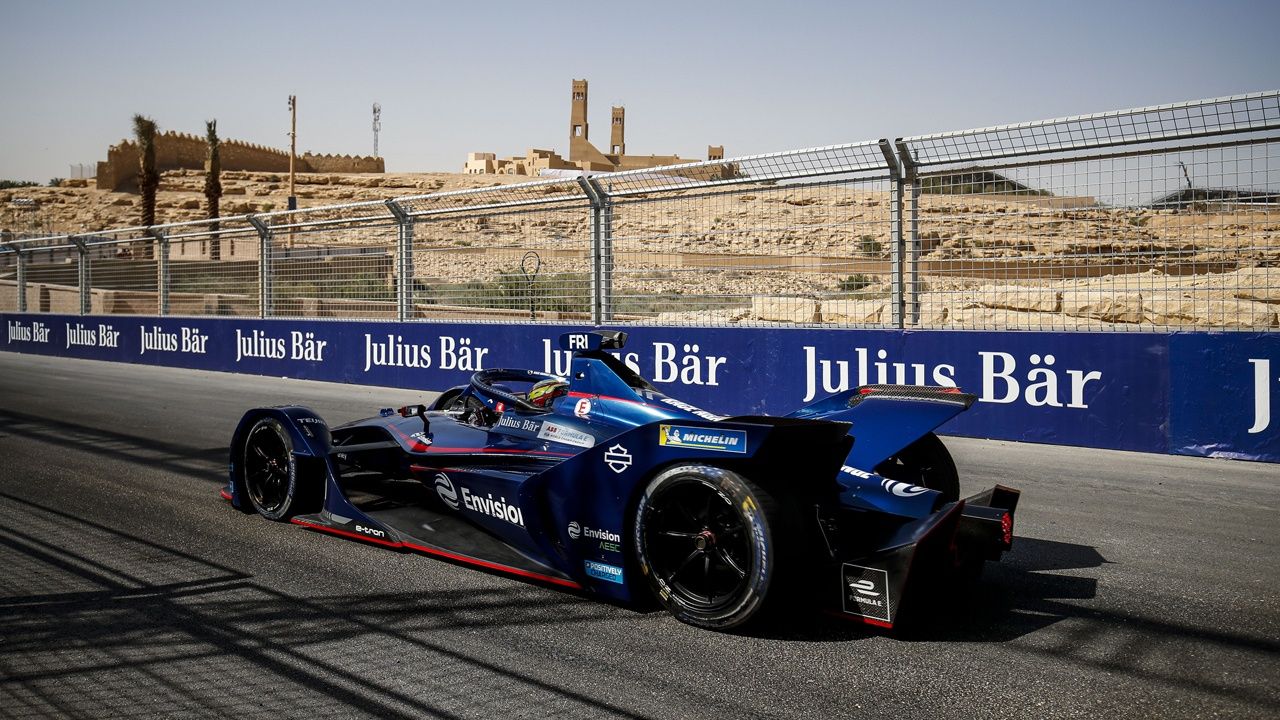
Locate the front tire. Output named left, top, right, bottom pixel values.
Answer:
left=633, top=464, right=786, bottom=630
left=240, top=417, right=318, bottom=520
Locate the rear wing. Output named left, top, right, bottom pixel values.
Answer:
left=788, top=385, right=977, bottom=471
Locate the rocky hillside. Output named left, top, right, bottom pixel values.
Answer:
left=0, top=170, right=533, bottom=234
left=3, top=171, right=1277, bottom=329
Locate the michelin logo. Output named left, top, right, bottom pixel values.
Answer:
left=658, top=425, right=747, bottom=454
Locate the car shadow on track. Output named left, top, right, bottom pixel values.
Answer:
left=745, top=536, right=1105, bottom=643
left=0, top=490, right=667, bottom=720
left=0, top=407, right=228, bottom=481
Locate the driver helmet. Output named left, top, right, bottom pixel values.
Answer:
left=527, top=378, right=569, bottom=408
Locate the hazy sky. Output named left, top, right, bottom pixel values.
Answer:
left=1, top=0, right=1277, bottom=181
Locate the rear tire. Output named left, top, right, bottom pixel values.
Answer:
left=875, top=432, right=959, bottom=503
left=633, top=464, right=787, bottom=630
left=240, top=417, right=319, bottom=521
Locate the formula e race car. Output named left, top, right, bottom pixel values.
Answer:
left=224, top=330, right=1019, bottom=631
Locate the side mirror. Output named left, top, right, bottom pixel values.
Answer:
left=398, top=405, right=430, bottom=433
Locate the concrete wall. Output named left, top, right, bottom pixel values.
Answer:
left=300, top=153, right=385, bottom=174
left=97, top=132, right=384, bottom=191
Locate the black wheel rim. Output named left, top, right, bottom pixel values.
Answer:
left=244, top=423, right=290, bottom=513
left=643, top=478, right=752, bottom=611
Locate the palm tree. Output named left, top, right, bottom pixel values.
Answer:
left=204, top=119, right=223, bottom=260
left=133, top=114, right=159, bottom=228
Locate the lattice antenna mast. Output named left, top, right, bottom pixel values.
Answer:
left=372, top=103, right=382, bottom=158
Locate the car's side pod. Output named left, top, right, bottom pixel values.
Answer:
left=226, top=406, right=332, bottom=511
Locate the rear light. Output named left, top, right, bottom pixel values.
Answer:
left=1000, top=512, right=1013, bottom=546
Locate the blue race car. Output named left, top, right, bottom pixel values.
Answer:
left=225, top=330, right=1018, bottom=631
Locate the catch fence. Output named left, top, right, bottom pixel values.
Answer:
left=3, top=91, right=1278, bottom=331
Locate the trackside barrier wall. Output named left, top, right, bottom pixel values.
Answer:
left=2, top=313, right=1277, bottom=462
left=1, top=92, right=1277, bottom=461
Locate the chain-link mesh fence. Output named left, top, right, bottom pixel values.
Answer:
left=2, top=91, right=1276, bottom=330
left=898, top=92, right=1280, bottom=331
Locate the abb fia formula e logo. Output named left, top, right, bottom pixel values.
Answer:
left=434, top=473, right=460, bottom=509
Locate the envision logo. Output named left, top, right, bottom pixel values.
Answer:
left=566, top=521, right=621, bottom=543
left=434, top=473, right=459, bottom=509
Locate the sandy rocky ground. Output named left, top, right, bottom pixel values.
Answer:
left=3, top=171, right=1278, bottom=328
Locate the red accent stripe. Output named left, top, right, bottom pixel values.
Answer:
left=824, top=609, right=894, bottom=630
left=413, top=447, right=574, bottom=457
left=290, top=518, right=403, bottom=548
left=219, top=488, right=233, bottom=501
left=567, top=390, right=647, bottom=406
left=400, top=541, right=583, bottom=589
left=289, top=518, right=583, bottom=590
left=385, top=422, right=432, bottom=452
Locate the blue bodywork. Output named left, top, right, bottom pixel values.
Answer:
left=226, top=330, right=1019, bottom=628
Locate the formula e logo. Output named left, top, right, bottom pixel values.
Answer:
left=847, top=579, right=880, bottom=598
left=568, top=521, right=582, bottom=540
left=881, top=478, right=928, bottom=497
left=841, top=563, right=891, bottom=622
left=574, top=398, right=592, bottom=418
left=434, top=473, right=460, bottom=509
left=604, top=444, right=632, bottom=473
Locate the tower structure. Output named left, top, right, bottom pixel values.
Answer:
left=570, top=80, right=589, bottom=150
left=610, top=106, right=626, bottom=155
left=468, top=78, right=725, bottom=175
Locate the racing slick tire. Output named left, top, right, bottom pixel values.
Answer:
left=239, top=417, right=321, bottom=521
left=634, top=464, right=791, bottom=630
left=874, top=432, right=959, bottom=503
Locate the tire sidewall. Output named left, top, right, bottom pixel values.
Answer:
left=634, top=464, right=775, bottom=630
left=244, top=417, right=298, bottom=521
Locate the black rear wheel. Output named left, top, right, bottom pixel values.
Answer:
left=875, top=432, right=959, bottom=503
left=241, top=417, right=317, bottom=520
left=634, top=464, right=785, bottom=630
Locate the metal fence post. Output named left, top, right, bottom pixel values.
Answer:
left=148, top=227, right=169, bottom=316
left=386, top=200, right=414, bottom=322
left=895, top=140, right=921, bottom=326
left=578, top=177, right=609, bottom=325
left=69, top=236, right=90, bottom=315
left=3, top=243, right=26, bottom=313
left=599, top=183, right=615, bottom=323
left=247, top=216, right=272, bottom=318
left=878, top=140, right=904, bottom=329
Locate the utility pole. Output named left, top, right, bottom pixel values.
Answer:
left=288, top=94, right=297, bottom=249
left=288, top=95, right=297, bottom=211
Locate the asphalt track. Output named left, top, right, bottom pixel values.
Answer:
left=0, top=352, right=1276, bottom=720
